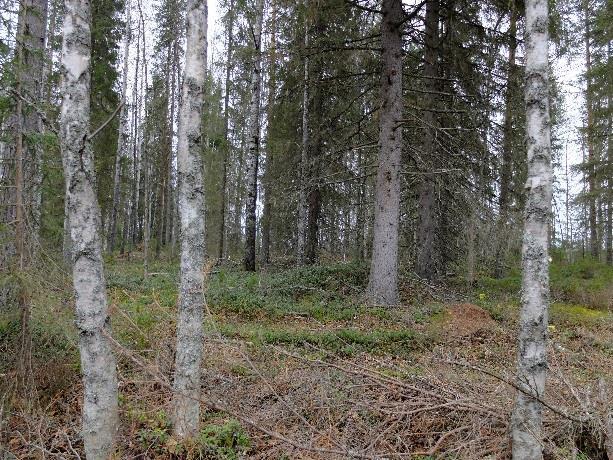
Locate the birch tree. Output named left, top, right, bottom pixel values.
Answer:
left=367, top=0, right=403, bottom=306
left=244, top=0, right=265, bottom=272
left=260, top=0, right=277, bottom=265
left=172, top=0, right=207, bottom=438
left=510, top=0, right=553, bottom=457
left=59, top=0, right=119, bottom=456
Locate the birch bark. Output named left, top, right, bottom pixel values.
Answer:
left=243, top=0, right=265, bottom=272
left=172, top=0, right=207, bottom=438
left=510, top=0, right=552, bottom=457
left=59, top=0, right=119, bottom=456
left=367, top=0, right=403, bottom=306
left=261, top=0, right=276, bottom=266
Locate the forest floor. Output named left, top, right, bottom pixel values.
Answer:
left=1, top=254, right=612, bottom=459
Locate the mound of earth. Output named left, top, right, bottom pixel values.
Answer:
left=441, top=303, right=497, bottom=338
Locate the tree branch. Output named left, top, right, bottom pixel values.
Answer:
left=87, top=102, right=124, bottom=140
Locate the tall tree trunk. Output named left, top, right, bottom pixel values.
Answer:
left=415, top=0, right=441, bottom=281
left=108, top=2, right=131, bottom=254
left=510, top=0, right=552, bottom=457
left=296, top=24, right=310, bottom=265
left=367, top=0, right=403, bottom=306
left=232, top=126, right=246, bottom=253
left=583, top=0, right=599, bottom=259
left=261, top=0, right=276, bottom=266
left=59, top=0, right=119, bottom=455
left=130, top=27, right=142, bottom=249
left=244, top=0, right=265, bottom=272
left=166, top=39, right=179, bottom=256
left=15, top=0, right=49, bottom=390
left=14, top=10, right=28, bottom=387
left=356, top=146, right=366, bottom=261
left=297, top=12, right=309, bottom=266
left=605, top=42, right=612, bottom=265
left=494, top=0, right=518, bottom=277
left=304, top=11, right=324, bottom=266
left=19, top=0, right=48, bottom=250
left=172, top=0, right=207, bottom=438
left=218, top=0, right=235, bottom=263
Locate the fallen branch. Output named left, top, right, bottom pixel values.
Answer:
left=445, top=360, right=587, bottom=424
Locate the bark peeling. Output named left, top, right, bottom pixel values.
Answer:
left=60, top=0, right=119, bottom=457
left=511, top=0, right=553, bottom=458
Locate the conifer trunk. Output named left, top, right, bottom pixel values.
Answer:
left=218, top=0, right=235, bottom=263
left=367, top=0, right=403, bottom=305
left=583, top=0, right=599, bottom=259
left=494, top=0, right=518, bottom=277
left=510, top=0, right=552, bottom=457
left=415, top=0, right=440, bottom=281
left=108, top=3, right=131, bottom=254
left=297, top=11, right=310, bottom=266
left=59, top=0, right=119, bottom=455
left=172, top=0, right=207, bottom=438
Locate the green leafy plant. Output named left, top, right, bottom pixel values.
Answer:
left=197, top=419, right=250, bottom=459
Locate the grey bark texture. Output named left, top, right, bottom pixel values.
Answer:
left=607, top=44, right=612, bottom=266
left=108, top=2, right=131, bottom=254
left=494, top=0, right=518, bottom=278
left=172, top=0, right=207, bottom=439
left=415, top=0, right=441, bottom=281
left=59, top=0, right=119, bottom=456
left=243, top=0, right=264, bottom=272
left=510, top=0, right=553, bottom=458
left=583, top=0, right=599, bottom=259
left=297, top=13, right=309, bottom=266
left=23, top=0, right=48, bottom=242
left=367, top=0, right=403, bottom=306
left=261, top=0, right=276, bottom=266
left=14, top=0, right=48, bottom=263
left=218, top=0, right=235, bottom=263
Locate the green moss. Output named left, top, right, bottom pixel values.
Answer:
left=550, top=302, right=610, bottom=325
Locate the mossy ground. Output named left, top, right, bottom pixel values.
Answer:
left=2, top=255, right=611, bottom=458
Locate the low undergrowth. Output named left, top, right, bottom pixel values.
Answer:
left=2, top=255, right=611, bottom=458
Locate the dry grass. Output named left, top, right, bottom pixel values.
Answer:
left=2, top=258, right=612, bottom=459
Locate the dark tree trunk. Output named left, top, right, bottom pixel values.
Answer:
left=366, top=0, right=404, bottom=305
left=415, top=0, right=441, bottom=281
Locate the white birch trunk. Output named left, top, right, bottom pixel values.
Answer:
left=367, top=0, right=403, bottom=306
left=510, top=0, right=553, bottom=458
left=243, top=0, right=264, bottom=272
left=59, top=0, right=119, bottom=456
left=172, top=0, right=207, bottom=439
